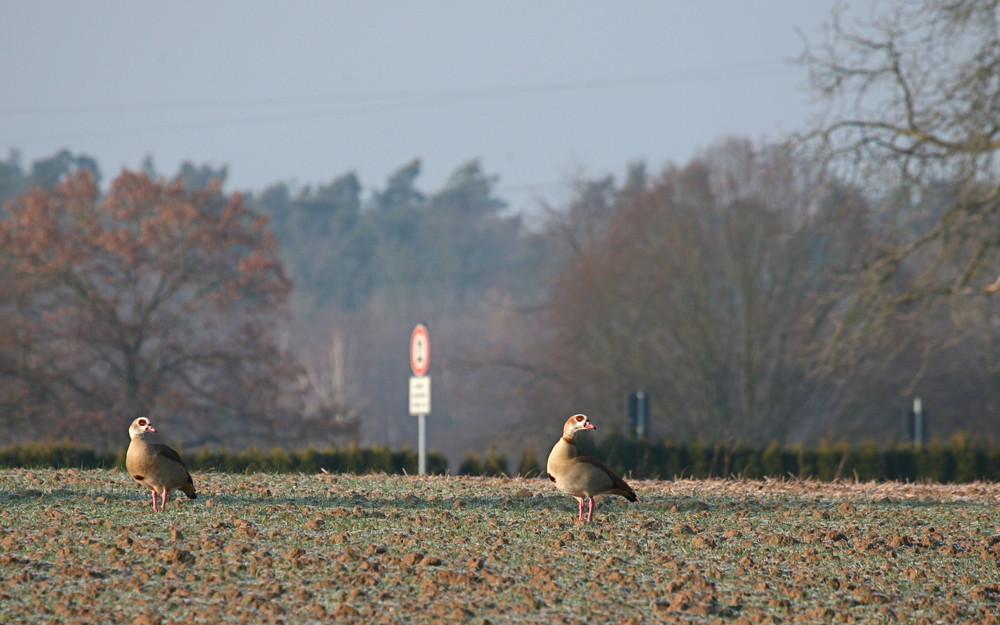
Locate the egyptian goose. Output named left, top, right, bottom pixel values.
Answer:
left=126, top=417, right=197, bottom=512
left=547, top=413, right=637, bottom=521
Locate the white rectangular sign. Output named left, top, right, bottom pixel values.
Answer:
left=409, top=376, right=431, bottom=416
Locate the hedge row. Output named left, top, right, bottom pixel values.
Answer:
left=3, top=435, right=998, bottom=483
left=463, top=434, right=1000, bottom=483
left=0, top=441, right=448, bottom=475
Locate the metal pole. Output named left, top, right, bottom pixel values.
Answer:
left=636, top=391, right=648, bottom=440
left=913, top=397, right=923, bottom=448
left=418, top=413, right=427, bottom=475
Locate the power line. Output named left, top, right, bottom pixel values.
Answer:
left=1, top=61, right=799, bottom=118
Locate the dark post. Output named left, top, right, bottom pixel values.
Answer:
left=906, top=397, right=925, bottom=448
left=627, top=391, right=649, bottom=440
left=627, top=392, right=638, bottom=438
left=635, top=392, right=649, bottom=440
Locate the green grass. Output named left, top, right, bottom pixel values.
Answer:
left=1, top=469, right=998, bottom=624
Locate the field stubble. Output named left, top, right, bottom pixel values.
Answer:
left=1, top=469, right=998, bottom=624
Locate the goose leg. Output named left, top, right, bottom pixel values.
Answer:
left=586, top=497, right=595, bottom=522
left=151, top=491, right=159, bottom=512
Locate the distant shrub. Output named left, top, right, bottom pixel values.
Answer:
left=517, top=447, right=542, bottom=477
left=458, top=454, right=485, bottom=476
left=686, top=439, right=708, bottom=478
left=728, top=442, right=760, bottom=479
left=916, top=439, right=953, bottom=483
left=851, top=440, right=885, bottom=481
left=514, top=434, right=999, bottom=483
left=483, top=447, right=510, bottom=477
left=1, top=436, right=996, bottom=482
left=760, top=440, right=788, bottom=477
left=883, top=441, right=916, bottom=481
left=0, top=442, right=448, bottom=475
left=0, top=439, right=117, bottom=469
left=367, top=445, right=393, bottom=474
left=948, top=434, right=977, bottom=483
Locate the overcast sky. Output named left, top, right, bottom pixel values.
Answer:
left=2, top=1, right=855, bottom=212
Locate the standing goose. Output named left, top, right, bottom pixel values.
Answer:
left=126, top=417, right=197, bottom=512
left=547, top=413, right=637, bottom=522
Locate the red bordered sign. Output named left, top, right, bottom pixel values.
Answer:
left=410, top=324, right=430, bottom=377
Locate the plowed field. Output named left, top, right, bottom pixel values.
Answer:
left=2, top=469, right=998, bottom=624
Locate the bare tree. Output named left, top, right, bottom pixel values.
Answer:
left=296, top=325, right=363, bottom=445
left=539, top=139, right=863, bottom=445
left=799, top=0, right=1000, bottom=435
left=801, top=0, right=1000, bottom=342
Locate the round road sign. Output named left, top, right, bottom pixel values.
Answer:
left=410, top=324, right=430, bottom=376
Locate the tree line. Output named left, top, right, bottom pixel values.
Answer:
left=1, top=0, right=998, bottom=465
left=1, top=136, right=996, bottom=457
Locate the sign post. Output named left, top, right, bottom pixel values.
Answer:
left=627, top=391, right=650, bottom=439
left=908, top=397, right=925, bottom=448
left=408, top=324, right=431, bottom=475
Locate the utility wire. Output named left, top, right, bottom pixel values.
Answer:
left=1, top=61, right=798, bottom=118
